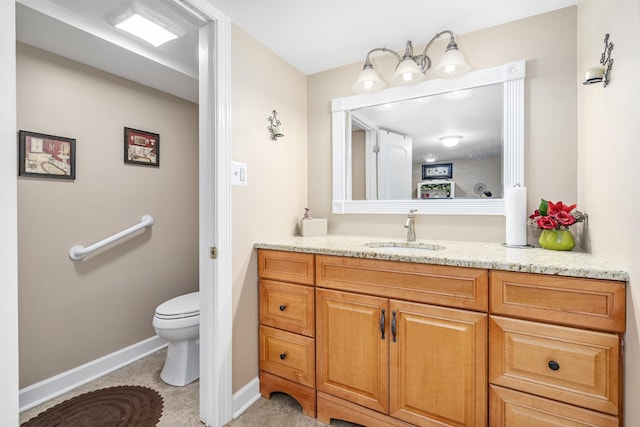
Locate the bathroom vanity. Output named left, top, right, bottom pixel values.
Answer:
left=255, top=236, right=627, bottom=427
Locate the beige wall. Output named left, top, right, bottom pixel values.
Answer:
left=307, top=7, right=577, bottom=242
left=17, top=43, right=199, bottom=387
left=230, top=25, right=308, bottom=391
left=576, top=0, right=640, bottom=423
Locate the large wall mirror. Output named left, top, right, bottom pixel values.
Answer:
left=332, top=60, right=525, bottom=215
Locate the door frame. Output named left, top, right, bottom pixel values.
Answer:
left=191, top=1, right=233, bottom=425
left=0, top=1, right=19, bottom=424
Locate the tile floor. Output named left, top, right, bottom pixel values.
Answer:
left=20, top=349, right=358, bottom=427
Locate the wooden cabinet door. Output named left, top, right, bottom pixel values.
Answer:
left=390, top=300, right=487, bottom=427
left=316, top=288, right=390, bottom=414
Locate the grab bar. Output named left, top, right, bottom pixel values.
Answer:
left=69, top=215, right=154, bottom=260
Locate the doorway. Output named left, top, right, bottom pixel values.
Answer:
left=7, top=1, right=232, bottom=425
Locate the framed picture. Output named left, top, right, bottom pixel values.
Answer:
left=422, top=162, right=453, bottom=180
left=124, top=127, right=159, bottom=167
left=18, top=130, right=76, bottom=180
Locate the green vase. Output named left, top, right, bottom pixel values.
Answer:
left=538, top=229, right=575, bottom=251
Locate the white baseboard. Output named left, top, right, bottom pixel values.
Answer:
left=232, top=376, right=260, bottom=419
left=19, top=335, right=167, bottom=412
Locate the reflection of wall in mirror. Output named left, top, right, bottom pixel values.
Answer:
left=351, top=130, right=366, bottom=200
left=412, top=156, right=502, bottom=199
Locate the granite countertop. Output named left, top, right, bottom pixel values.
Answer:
left=254, top=235, right=628, bottom=281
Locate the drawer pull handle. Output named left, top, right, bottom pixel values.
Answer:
left=380, top=309, right=386, bottom=340
left=279, top=305, right=286, bottom=311
left=548, top=360, right=560, bottom=371
left=391, top=311, right=397, bottom=343
left=279, top=353, right=287, bottom=360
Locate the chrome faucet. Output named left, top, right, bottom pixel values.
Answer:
left=404, top=209, right=417, bottom=242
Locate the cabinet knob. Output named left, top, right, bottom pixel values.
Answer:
left=548, top=360, right=560, bottom=371
left=279, top=305, right=286, bottom=311
left=279, top=353, right=287, bottom=360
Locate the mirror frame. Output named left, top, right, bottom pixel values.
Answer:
left=331, top=60, right=525, bottom=215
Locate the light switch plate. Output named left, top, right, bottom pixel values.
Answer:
left=231, top=161, right=247, bottom=186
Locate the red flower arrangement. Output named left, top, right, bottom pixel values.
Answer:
left=529, top=199, right=586, bottom=231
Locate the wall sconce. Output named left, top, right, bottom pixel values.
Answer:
left=352, top=30, right=471, bottom=94
left=267, top=110, right=284, bottom=141
left=583, top=33, right=614, bottom=87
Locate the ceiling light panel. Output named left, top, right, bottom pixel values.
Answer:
left=108, top=1, right=184, bottom=47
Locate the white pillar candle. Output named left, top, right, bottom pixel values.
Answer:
left=505, top=186, right=527, bottom=246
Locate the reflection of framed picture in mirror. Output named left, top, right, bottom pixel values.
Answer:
left=124, top=127, right=159, bottom=167
left=422, top=163, right=452, bottom=180
left=18, top=130, right=76, bottom=180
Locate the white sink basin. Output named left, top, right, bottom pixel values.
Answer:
left=364, top=241, right=443, bottom=251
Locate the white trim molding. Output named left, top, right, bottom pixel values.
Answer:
left=19, top=336, right=167, bottom=412
left=232, top=377, right=261, bottom=419
left=0, top=1, right=19, bottom=424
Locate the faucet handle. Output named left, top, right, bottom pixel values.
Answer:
left=408, top=209, right=418, bottom=216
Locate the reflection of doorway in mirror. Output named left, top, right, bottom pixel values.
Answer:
left=351, top=130, right=366, bottom=200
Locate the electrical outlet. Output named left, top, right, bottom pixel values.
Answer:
left=231, top=161, right=247, bottom=186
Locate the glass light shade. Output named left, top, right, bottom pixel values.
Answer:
left=391, top=59, right=425, bottom=86
left=352, top=67, right=387, bottom=93
left=440, top=135, right=462, bottom=147
left=432, top=48, right=471, bottom=78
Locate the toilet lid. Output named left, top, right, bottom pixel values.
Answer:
left=155, top=291, right=199, bottom=319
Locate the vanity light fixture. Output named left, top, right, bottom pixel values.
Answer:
left=423, top=155, right=437, bottom=163
left=440, top=135, right=462, bottom=148
left=352, top=30, right=471, bottom=94
left=108, top=2, right=184, bottom=47
left=268, top=110, right=284, bottom=141
left=583, top=33, right=614, bottom=87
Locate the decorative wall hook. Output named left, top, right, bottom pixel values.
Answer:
left=267, top=110, right=284, bottom=141
left=583, top=33, right=614, bottom=87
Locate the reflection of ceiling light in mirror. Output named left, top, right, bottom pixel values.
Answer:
left=108, top=2, right=184, bottom=47
left=444, top=89, right=473, bottom=101
left=423, top=155, right=437, bottom=163
left=373, top=103, right=399, bottom=112
left=440, top=135, right=462, bottom=147
left=409, top=96, right=432, bottom=104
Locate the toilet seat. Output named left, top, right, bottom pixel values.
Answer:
left=155, top=291, right=199, bottom=320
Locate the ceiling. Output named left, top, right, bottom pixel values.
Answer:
left=207, top=0, right=577, bottom=75
left=16, top=0, right=577, bottom=101
left=16, top=0, right=203, bottom=101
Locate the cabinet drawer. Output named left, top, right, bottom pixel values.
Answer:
left=258, top=249, right=315, bottom=285
left=490, top=271, right=625, bottom=332
left=316, top=255, right=488, bottom=311
left=260, top=279, right=315, bottom=337
left=490, top=385, right=619, bottom=427
left=489, top=316, right=621, bottom=415
left=259, top=326, right=315, bottom=387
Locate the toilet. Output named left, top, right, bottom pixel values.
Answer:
left=153, top=291, right=200, bottom=386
